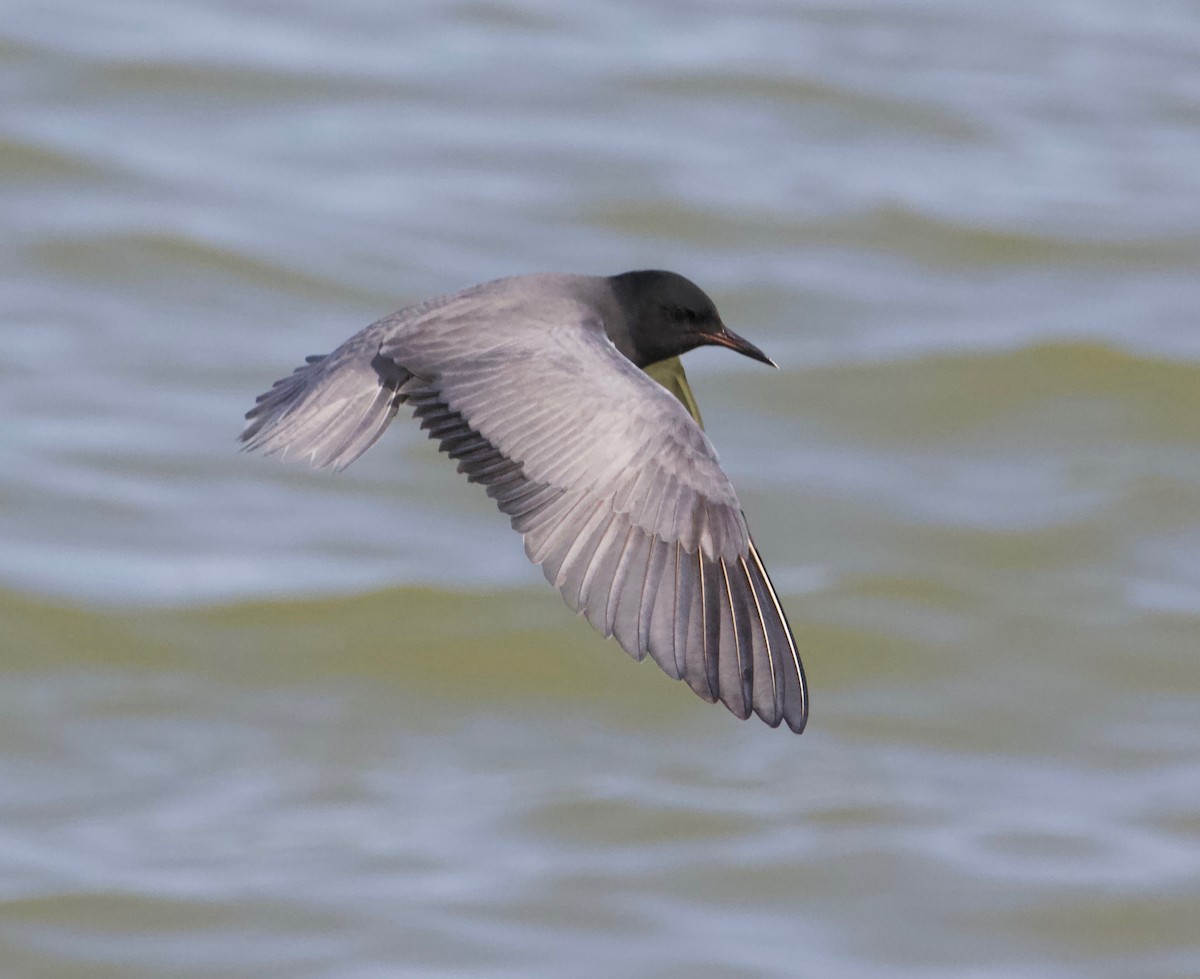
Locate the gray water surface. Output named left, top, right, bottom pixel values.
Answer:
left=2, top=1, right=1199, bottom=976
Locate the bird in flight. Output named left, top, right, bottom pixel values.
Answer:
left=242, top=270, right=807, bottom=732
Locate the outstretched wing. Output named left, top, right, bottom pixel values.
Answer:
left=242, top=300, right=807, bottom=732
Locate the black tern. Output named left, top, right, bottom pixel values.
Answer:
left=242, top=271, right=808, bottom=732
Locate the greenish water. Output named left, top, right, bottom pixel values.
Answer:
left=3, top=568, right=1199, bottom=976
left=3, top=0, right=1200, bottom=976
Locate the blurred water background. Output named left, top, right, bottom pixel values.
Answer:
left=2, top=0, right=1200, bottom=976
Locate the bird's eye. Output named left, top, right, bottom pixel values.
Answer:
left=672, top=306, right=696, bottom=324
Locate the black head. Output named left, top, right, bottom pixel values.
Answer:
left=608, top=270, right=776, bottom=370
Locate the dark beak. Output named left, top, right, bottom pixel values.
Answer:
left=702, top=325, right=778, bottom=368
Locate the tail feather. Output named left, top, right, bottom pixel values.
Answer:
left=241, top=349, right=411, bottom=471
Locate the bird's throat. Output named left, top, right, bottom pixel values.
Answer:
left=643, top=356, right=704, bottom=429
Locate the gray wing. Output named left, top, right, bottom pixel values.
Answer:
left=242, top=301, right=807, bottom=732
